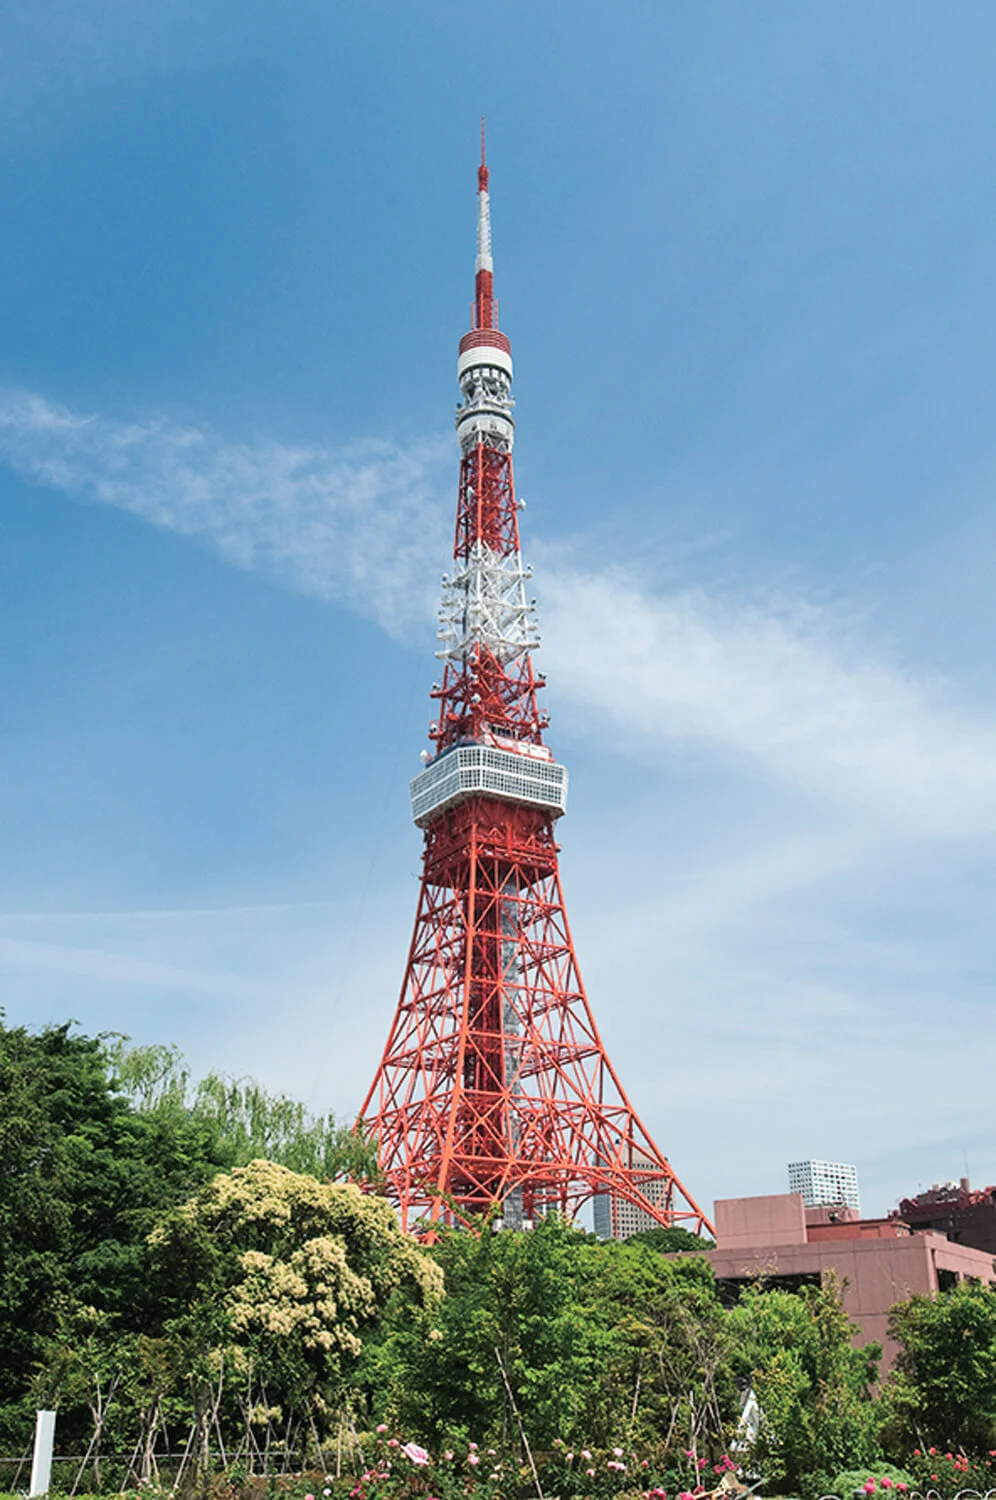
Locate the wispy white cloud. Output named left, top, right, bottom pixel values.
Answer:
left=540, top=565, right=996, bottom=837
left=3, top=386, right=995, bottom=842
left=0, top=389, right=450, bottom=636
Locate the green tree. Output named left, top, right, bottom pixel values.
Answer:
left=623, top=1226, right=716, bottom=1253
left=149, top=1158, right=441, bottom=1450
left=593, top=1239, right=735, bottom=1452
left=727, top=1273, right=881, bottom=1497
left=882, top=1280, right=996, bottom=1457
left=109, top=1038, right=379, bottom=1182
left=0, top=1018, right=226, bottom=1439
left=362, top=1215, right=611, bottom=1448
left=0, top=1020, right=382, bottom=1454
left=361, top=1217, right=736, bottom=1458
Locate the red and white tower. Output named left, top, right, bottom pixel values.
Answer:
left=360, top=137, right=711, bottom=1238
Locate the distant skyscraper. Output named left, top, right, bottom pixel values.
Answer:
left=594, top=1149, right=670, bottom=1239
left=788, top=1159, right=860, bottom=1213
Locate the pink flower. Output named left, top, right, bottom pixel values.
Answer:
left=305, top=1494, right=315, bottom=1499
left=469, top=1443, right=478, bottom=1450
left=679, top=1491, right=695, bottom=1500
left=613, top=1448, right=624, bottom=1458
left=881, top=1481, right=893, bottom=1490
left=487, top=1449, right=496, bottom=1456
left=402, top=1443, right=429, bottom=1467
left=467, top=1455, right=480, bottom=1467
left=553, top=1439, right=563, bottom=1448
left=376, top=1424, right=388, bottom=1434
left=684, top=1451, right=696, bottom=1460
left=897, top=1487, right=908, bottom=1494
left=582, top=1451, right=592, bottom=1461
left=387, top=1439, right=399, bottom=1448
left=863, top=1483, right=876, bottom=1494
left=608, top=1461, right=627, bottom=1472
left=566, top=1453, right=575, bottom=1463
left=444, top=1451, right=453, bottom=1461
left=698, top=1459, right=708, bottom=1470
left=587, top=1470, right=596, bottom=1479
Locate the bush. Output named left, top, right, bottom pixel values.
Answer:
left=827, top=1464, right=914, bottom=1497
left=905, top=1447, right=996, bottom=1494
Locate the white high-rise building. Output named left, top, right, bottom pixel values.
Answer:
left=788, top=1159, right=860, bottom=1213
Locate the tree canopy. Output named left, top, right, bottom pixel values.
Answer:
left=0, top=1019, right=227, bottom=1428
left=0, top=1018, right=376, bottom=1447
left=360, top=1215, right=735, bottom=1455
left=882, top=1280, right=996, bottom=1455
left=727, top=1273, right=881, bottom=1495
left=8, top=1015, right=996, bottom=1500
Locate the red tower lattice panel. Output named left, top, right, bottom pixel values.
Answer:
left=360, top=139, right=711, bottom=1238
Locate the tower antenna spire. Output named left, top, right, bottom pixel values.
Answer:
left=474, top=118, right=494, bottom=327
left=360, top=136, right=712, bottom=1243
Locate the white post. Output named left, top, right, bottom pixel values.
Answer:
left=29, top=1410, right=56, bottom=1498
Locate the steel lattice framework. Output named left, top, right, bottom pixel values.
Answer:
left=360, top=133, right=712, bottom=1238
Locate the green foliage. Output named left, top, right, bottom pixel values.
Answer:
left=591, top=1238, right=735, bottom=1450
left=12, top=1015, right=994, bottom=1498
left=903, top=1448, right=996, bottom=1492
left=108, top=1038, right=380, bottom=1183
left=623, top=1225, right=716, bottom=1253
left=882, top=1279, right=996, bottom=1456
left=149, top=1160, right=441, bottom=1425
left=827, top=1463, right=913, bottom=1496
left=0, top=1019, right=382, bottom=1456
left=727, top=1272, right=882, bottom=1497
left=0, top=1017, right=227, bottom=1435
left=360, top=1216, right=736, bottom=1457
left=362, top=1215, right=614, bottom=1447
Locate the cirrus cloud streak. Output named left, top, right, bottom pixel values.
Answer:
left=1, top=386, right=992, bottom=841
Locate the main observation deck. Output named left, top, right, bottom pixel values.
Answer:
left=410, top=743, right=568, bottom=829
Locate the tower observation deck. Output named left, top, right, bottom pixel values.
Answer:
left=359, top=133, right=711, bottom=1238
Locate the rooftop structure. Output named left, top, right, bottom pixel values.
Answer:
left=892, top=1178, right=996, bottom=1255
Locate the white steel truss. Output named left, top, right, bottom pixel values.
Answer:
left=436, top=541, right=539, bottom=665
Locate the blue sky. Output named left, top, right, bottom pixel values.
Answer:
left=2, top=0, right=996, bottom=1218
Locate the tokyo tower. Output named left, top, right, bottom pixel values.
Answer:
left=360, top=135, right=711, bottom=1238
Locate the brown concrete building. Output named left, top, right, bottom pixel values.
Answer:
left=892, top=1180, right=996, bottom=1254
left=686, top=1193, right=996, bottom=1368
